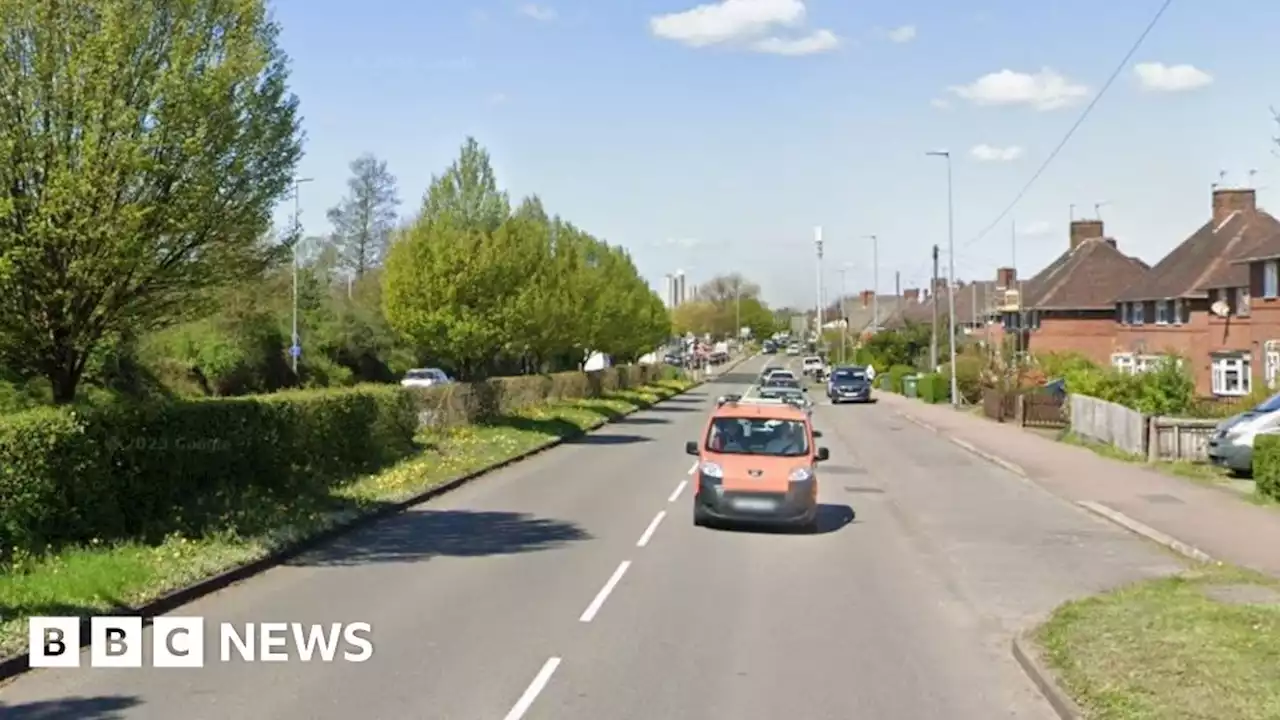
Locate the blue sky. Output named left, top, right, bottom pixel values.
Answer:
left=271, top=0, right=1280, bottom=309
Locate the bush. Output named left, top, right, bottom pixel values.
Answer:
left=1255, top=435, right=1280, bottom=501
left=918, top=373, right=948, bottom=403
left=940, top=355, right=983, bottom=403
left=887, top=364, right=914, bottom=393
left=0, top=363, right=675, bottom=562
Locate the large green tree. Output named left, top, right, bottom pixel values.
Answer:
left=418, top=136, right=510, bottom=233
left=0, top=0, right=302, bottom=402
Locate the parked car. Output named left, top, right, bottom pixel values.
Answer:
left=801, top=356, right=824, bottom=378
left=1207, top=392, right=1280, bottom=475
left=400, top=368, right=452, bottom=388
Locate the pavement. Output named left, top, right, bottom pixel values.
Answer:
left=878, top=391, right=1280, bottom=578
left=0, top=355, right=1185, bottom=720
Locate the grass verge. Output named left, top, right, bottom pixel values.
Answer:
left=1058, top=431, right=1278, bottom=510
left=1036, top=563, right=1280, bottom=720
left=0, top=379, right=694, bottom=659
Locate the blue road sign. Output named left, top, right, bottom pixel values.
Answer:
left=289, top=344, right=302, bottom=358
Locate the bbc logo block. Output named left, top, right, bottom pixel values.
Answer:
left=29, top=616, right=372, bottom=667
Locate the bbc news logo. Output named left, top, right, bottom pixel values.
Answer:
left=29, top=617, right=374, bottom=668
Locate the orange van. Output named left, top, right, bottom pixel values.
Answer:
left=685, top=397, right=829, bottom=531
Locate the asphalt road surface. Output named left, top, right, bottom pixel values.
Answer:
left=0, top=355, right=1185, bottom=720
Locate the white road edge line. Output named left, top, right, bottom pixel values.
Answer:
left=579, top=560, right=631, bottom=623
left=668, top=479, right=688, bottom=501
left=502, top=656, right=562, bottom=720
left=636, top=511, right=667, bottom=547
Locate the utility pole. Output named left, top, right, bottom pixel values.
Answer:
left=931, top=244, right=940, bottom=370
left=1012, top=220, right=1021, bottom=358
left=838, top=265, right=850, bottom=364
left=290, top=176, right=314, bottom=376
left=735, top=280, right=741, bottom=346
left=815, top=227, right=824, bottom=343
left=926, top=149, right=958, bottom=407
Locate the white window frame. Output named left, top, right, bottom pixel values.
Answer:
left=1172, top=298, right=1184, bottom=324
left=1211, top=353, right=1251, bottom=397
left=1267, top=341, right=1280, bottom=390
left=1111, top=353, right=1135, bottom=373
left=1237, top=287, right=1251, bottom=317
left=1265, top=260, right=1279, bottom=298
left=1155, top=300, right=1170, bottom=325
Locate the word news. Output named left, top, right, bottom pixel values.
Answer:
left=29, top=616, right=374, bottom=668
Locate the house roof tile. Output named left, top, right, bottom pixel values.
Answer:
left=1021, top=237, right=1149, bottom=309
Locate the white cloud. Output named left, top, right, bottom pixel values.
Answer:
left=649, top=0, right=838, bottom=55
left=1133, top=62, right=1212, bottom=92
left=970, top=144, right=1024, bottom=162
left=930, top=98, right=950, bottom=110
left=886, top=25, right=915, bottom=43
left=519, top=4, right=556, bottom=21
left=752, top=29, right=838, bottom=55
left=949, top=68, right=1089, bottom=111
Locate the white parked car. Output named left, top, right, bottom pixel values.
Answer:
left=400, top=368, right=452, bottom=388
left=801, top=356, right=824, bottom=377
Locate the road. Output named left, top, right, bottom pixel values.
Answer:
left=0, top=355, right=1184, bottom=719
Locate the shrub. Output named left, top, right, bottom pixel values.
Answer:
left=918, top=373, right=948, bottom=403
left=887, top=364, right=914, bottom=393
left=1255, top=434, right=1280, bottom=501
left=939, top=355, right=983, bottom=403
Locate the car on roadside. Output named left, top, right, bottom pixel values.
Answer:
left=827, top=366, right=872, bottom=404
left=785, top=344, right=801, bottom=356
left=1207, top=391, right=1280, bottom=475
left=400, top=367, right=453, bottom=388
left=687, top=396, right=830, bottom=531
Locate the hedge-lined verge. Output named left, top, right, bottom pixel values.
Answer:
left=0, top=364, right=670, bottom=564
left=0, top=376, right=693, bottom=659
left=1253, top=435, right=1280, bottom=501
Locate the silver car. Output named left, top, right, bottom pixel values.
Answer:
left=1206, top=392, right=1280, bottom=474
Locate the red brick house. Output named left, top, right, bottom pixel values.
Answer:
left=1009, top=219, right=1149, bottom=366
left=1113, top=187, right=1280, bottom=396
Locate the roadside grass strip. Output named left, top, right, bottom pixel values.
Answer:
left=1036, top=563, right=1280, bottom=720
left=0, top=381, right=694, bottom=658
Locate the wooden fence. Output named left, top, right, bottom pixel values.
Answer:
left=981, top=388, right=1068, bottom=428
left=1068, top=394, right=1224, bottom=462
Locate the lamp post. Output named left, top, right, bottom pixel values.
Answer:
left=291, top=176, right=314, bottom=376
left=839, top=261, right=853, bottom=364
left=926, top=150, right=958, bottom=407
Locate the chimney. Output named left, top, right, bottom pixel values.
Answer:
left=860, top=289, right=874, bottom=307
left=1213, top=187, right=1256, bottom=225
left=903, top=288, right=919, bottom=303
left=1069, top=219, right=1104, bottom=249
left=996, top=267, right=1016, bottom=289
left=1105, top=238, right=1116, bottom=248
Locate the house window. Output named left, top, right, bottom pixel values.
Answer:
left=1265, top=260, right=1279, bottom=298
left=1237, top=287, right=1251, bottom=317
left=1129, top=302, right=1144, bottom=325
left=1111, top=353, right=1134, bottom=373
left=1155, top=300, right=1170, bottom=325
left=1211, top=353, right=1251, bottom=396
left=1115, top=304, right=1124, bottom=324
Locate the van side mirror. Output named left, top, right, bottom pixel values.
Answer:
left=812, top=430, right=823, bottom=438
left=685, top=441, right=699, bottom=456
left=816, top=447, right=830, bottom=462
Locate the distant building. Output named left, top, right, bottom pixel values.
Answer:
left=665, top=271, right=688, bottom=308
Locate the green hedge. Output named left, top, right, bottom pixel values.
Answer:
left=0, top=363, right=675, bottom=562
left=918, top=373, right=949, bottom=403
left=1254, top=434, right=1280, bottom=501
left=887, top=364, right=914, bottom=393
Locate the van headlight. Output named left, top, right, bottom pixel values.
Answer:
left=699, top=462, right=724, bottom=478
left=788, top=467, right=814, bottom=482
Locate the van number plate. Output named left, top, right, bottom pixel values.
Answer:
left=733, top=498, right=777, bottom=512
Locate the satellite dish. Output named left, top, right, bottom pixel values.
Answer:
left=1211, top=300, right=1230, bottom=317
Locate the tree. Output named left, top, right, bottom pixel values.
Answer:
left=697, top=273, right=761, bottom=305
left=326, top=154, right=400, bottom=279
left=419, top=136, right=510, bottom=233
left=0, top=0, right=302, bottom=402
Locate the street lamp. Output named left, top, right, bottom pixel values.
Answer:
left=926, top=150, right=958, bottom=408
left=839, top=261, right=854, bottom=364
left=861, top=235, right=879, bottom=334
left=291, top=176, right=314, bottom=376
